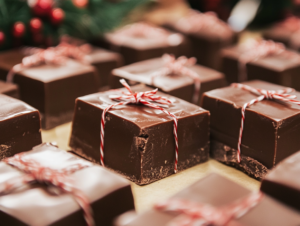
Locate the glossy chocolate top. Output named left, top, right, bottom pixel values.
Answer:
left=264, top=151, right=300, bottom=190
left=112, top=58, right=224, bottom=92
left=105, top=24, right=184, bottom=49
left=203, top=80, right=300, bottom=122
left=0, top=94, right=38, bottom=121
left=0, top=143, right=130, bottom=226
left=78, top=85, right=207, bottom=128
left=127, top=174, right=300, bottom=226
left=0, top=81, right=18, bottom=96
left=222, top=45, right=300, bottom=71
left=0, top=49, right=96, bottom=83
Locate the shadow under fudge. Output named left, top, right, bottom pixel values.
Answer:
left=202, top=80, right=300, bottom=180
left=0, top=143, right=134, bottom=226
left=221, top=44, right=300, bottom=87
left=0, top=49, right=100, bottom=130
left=124, top=173, right=300, bottom=226
left=69, top=85, right=210, bottom=185
left=0, top=94, right=41, bottom=161
left=261, top=150, right=300, bottom=212
left=100, top=27, right=188, bottom=65
left=110, top=57, right=227, bottom=106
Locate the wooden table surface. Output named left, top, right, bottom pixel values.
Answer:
left=42, top=122, right=260, bottom=213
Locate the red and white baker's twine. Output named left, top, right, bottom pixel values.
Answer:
left=238, top=40, right=300, bottom=81
left=178, top=10, right=232, bottom=38
left=0, top=152, right=95, bottom=226
left=7, top=48, right=67, bottom=83
left=232, top=83, right=300, bottom=162
left=114, top=22, right=170, bottom=39
left=155, top=192, right=263, bottom=226
left=150, top=54, right=201, bottom=104
left=7, top=41, right=92, bottom=82
left=100, top=79, right=179, bottom=173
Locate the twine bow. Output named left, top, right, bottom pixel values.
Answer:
left=177, top=10, right=232, bottom=38
left=100, top=79, right=179, bottom=173
left=150, top=54, right=201, bottom=104
left=231, top=83, right=300, bottom=162
left=238, top=40, right=300, bottom=82
left=155, top=192, right=263, bottom=226
left=7, top=48, right=67, bottom=83
left=0, top=149, right=95, bottom=226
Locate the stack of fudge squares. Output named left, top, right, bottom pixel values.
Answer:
left=1, top=9, right=300, bottom=225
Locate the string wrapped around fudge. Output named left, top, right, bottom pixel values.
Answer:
left=101, top=79, right=179, bottom=172
left=106, top=22, right=183, bottom=46
left=238, top=40, right=300, bottom=82
left=6, top=47, right=67, bottom=83
left=176, top=10, right=233, bottom=38
left=148, top=54, right=201, bottom=104
left=155, top=192, right=263, bottom=226
left=0, top=148, right=95, bottom=226
left=231, top=83, right=300, bottom=162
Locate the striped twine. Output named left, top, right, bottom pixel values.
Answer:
left=231, top=83, right=300, bottom=162
left=100, top=79, right=179, bottom=173
left=0, top=152, right=95, bottom=226
left=150, top=54, right=201, bottom=104
left=155, top=192, right=263, bottom=226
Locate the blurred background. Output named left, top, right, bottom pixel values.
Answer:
left=0, top=0, right=299, bottom=51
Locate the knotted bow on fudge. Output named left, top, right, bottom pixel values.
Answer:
left=238, top=40, right=300, bottom=81
left=108, top=22, right=183, bottom=46
left=231, top=83, right=300, bottom=162
left=54, top=41, right=92, bottom=65
left=7, top=47, right=67, bottom=83
left=101, top=79, right=179, bottom=172
left=155, top=192, right=263, bottom=226
left=177, top=10, right=233, bottom=38
left=149, top=54, right=201, bottom=104
left=0, top=149, right=95, bottom=226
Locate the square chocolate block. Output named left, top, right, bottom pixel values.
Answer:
left=0, top=80, right=19, bottom=98
left=0, top=94, right=41, bottom=160
left=221, top=44, right=300, bottom=88
left=121, top=173, right=300, bottom=226
left=164, top=10, right=237, bottom=70
left=261, top=151, right=300, bottom=211
left=0, top=49, right=100, bottom=129
left=202, top=80, right=300, bottom=180
left=0, top=143, right=135, bottom=226
left=70, top=85, right=209, bottom=185
left=86, top=47, right=123, bottom=88
left=110, top=57, right=227, bottom=106
left=262, top=17, right=300, bottom=47
left=103, top=23, right=187, bottom=65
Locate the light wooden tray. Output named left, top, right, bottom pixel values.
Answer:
left=42, top=122, right=260, bottom=213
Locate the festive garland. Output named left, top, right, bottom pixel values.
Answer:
left=0, top=0, right=149, bottom=50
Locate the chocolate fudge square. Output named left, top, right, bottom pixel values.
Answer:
left=202, top=80, right=300, bottom=180
left=0, top=49, right=99, bottom=129
left=0, top=94, right=41, bottom=160
left=221, top=44, right=300, bottom=89
left=261, top=151, right=300, bottom=211
left=164, top=11, right=237, bottom=70
left=124, top=173, right=300, bottom=226
left=0, top=81, right=19, bottom=98
left=70, top=85, right=209, bottom=185
left=103, top=23, right=186, bottom=65
left=110, top=57, right=227, bottom=106
left=0, top=143, right=135, bottom=226
left=71, top=47, right=123, bottom=88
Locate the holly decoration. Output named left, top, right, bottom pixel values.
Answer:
left=0, top=0, right=149, bottom=50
